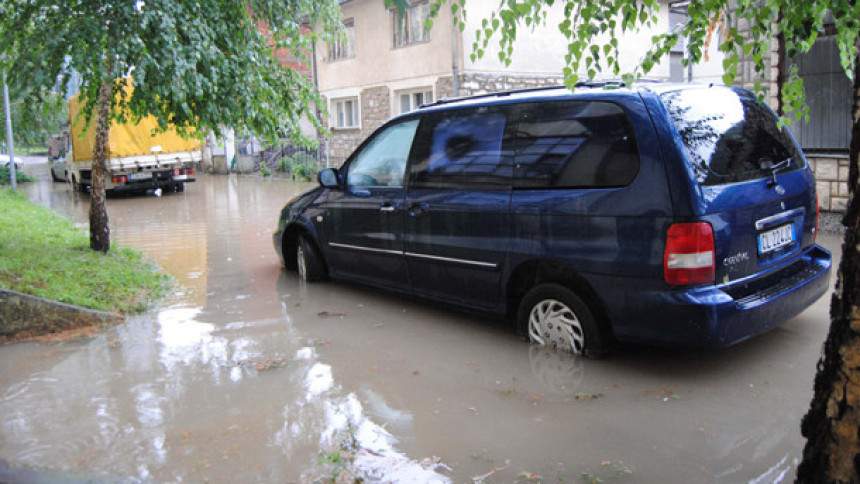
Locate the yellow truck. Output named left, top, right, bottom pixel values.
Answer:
left=68, top=91, right=200, bottom=193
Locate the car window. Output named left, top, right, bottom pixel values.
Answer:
left=660, top=87, right=803, bottom=186
left=408, top=106, right=514, bottom=188
left=346, top=119, right=419, bottom=188
left=514, top=101, right=640, bottom=188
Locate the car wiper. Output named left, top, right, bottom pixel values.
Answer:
left=766, top=157, right=792, bottom=188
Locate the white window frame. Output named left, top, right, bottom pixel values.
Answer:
left=391, top=2, right=431, bottom=48
left=331, top=97, right=360, bottom=130
left=328, top=19, right=355, bottom=61
left=396, top=87, right=434, bottom=114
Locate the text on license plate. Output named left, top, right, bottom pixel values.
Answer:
left=758, top=224, right=794, bottom=254
left=129, top=172, right=152, bottom=181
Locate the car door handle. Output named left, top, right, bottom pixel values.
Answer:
left=380, top=203, right=399, bottom=213
left=408, top=203, right=429, bottom=217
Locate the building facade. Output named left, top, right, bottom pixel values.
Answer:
left=315, top=0, right=678, bottom=165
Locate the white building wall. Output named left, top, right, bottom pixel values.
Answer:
left=460, top=0, right=675, bottom=80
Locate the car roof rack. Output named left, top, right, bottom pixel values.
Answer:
left=420, top=78, right=665, bottom=109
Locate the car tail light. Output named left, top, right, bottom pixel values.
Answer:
left=112, top=175, right=128, bottom=184
left=664, top=222, right=715, bottom=286
left=814, top=194, right=819, bottom=243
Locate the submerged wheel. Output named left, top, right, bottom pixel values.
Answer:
left=296, top=234, right=327, bottom=282
left=517, top=283, right=611, bottom=358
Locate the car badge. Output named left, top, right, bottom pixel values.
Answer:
left=775, top=185, right=785, bottom=195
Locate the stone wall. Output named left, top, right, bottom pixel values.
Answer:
left=435, top=73, right=564, bottom=99
left=323, top=86, right=391, bottom=165
left=731, top=14, right=781, bottom=109
left=809, top=155, right=851, bottom=212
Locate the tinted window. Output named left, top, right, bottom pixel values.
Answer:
left=346, top=119, right=419, bottom=187
left=660, top=87, right=804, bottom=186
left=514, top=101, right=640, bottom=188
left=409, top=107, right=514, bottom=188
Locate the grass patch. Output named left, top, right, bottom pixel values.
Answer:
left=0, top=189, right=170, bottom=314
left=0, top=165, right=37, bottom=185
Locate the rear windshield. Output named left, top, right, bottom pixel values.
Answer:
left=660, top=87, right=803, bottom=186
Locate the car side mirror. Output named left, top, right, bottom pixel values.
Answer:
left=318, top=168, right=340, bottom=189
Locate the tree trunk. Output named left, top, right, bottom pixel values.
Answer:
left=797, top=58, right=860, bottom=482
left=89, top=78, right=112, bottom=253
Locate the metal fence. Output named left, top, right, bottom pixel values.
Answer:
left=258, top=140, right=329, bottom=174
left=785, top=35, right=852, bottom=153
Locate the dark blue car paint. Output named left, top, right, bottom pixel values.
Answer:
left=273, top=84, right=832, bottom=349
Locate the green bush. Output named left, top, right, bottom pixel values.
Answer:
left=289, top=153, right=319, bottom=181
left=260, top=163, right=272, bottom=177
left=0, top=165, right=36, bottom=185
left=276, top=156, right=291, bottom=172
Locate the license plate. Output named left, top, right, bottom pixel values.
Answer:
left=758, top=224, right=794, bottom=254
left=129, top=172, right=152, bottom=181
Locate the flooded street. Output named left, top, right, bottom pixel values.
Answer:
left=1, top=162, right=842, bottom=482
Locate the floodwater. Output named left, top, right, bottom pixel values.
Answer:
left=0, top=162, right=843, bottom=483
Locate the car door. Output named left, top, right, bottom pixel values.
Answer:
left=323, top=118, right=420, bottom=289
left=403, top=105, right=516, bottom=310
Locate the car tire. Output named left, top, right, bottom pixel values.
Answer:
left=517, top=283, right=611, bottom=358
left=296, top=234, right=327, bottom=282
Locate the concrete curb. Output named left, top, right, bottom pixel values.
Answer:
left=0, top=289, right=124, bottom=342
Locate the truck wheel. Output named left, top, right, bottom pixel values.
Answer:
left=296, top=234, right=327, bottom=282
left=517, top=283, right=612, bottom=358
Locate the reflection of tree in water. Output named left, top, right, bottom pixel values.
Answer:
left=661, top=91, right=725, bottom=184
left=529, top=346, right=586, bottom=395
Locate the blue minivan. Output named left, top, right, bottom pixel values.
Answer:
left=274, top=82, right=831, bottom=357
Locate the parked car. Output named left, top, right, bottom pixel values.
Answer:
left=50, top=157, right=68, bottom=182
left=273, top=82, right=831, bottom=357
left=1, top=155, right=19, bottom=171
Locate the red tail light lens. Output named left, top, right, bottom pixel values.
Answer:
left=664, top=222, right=715, bottom=286
left=814, top=194, right=819, bottom=243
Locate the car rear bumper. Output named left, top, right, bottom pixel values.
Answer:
left=610, top=244, right=832, bottom=348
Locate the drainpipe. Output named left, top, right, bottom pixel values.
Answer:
left=312, top=36, right=324, bottom=164
left=451, top=19, right=460, bottom=97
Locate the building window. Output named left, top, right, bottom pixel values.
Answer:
left=392, top=2, right=430, bottom=48
left=333, top=97, right=359, bottom=129
left=328, top=19, right=355, bottom=61
left=397, top=88, right=433, bottom=114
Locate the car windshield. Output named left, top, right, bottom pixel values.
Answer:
left=660, top=87, right=803, bottom=186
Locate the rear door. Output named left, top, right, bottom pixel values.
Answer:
left=403, top=105, right=517, bottom=309
left=323, top=119, right=419, bottom=288
left=655, top=86, right=816, bottom=285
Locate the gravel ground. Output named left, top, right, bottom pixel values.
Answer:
left=819, top=211, right=848, bottom=236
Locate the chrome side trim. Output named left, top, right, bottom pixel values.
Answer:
left=329, top=242, right=402, bottom=256
left=404, top=252, right=498, bottom=268
left=329, top=242, right=498, bottom=268
left=755, top=207, right=805, bottom=230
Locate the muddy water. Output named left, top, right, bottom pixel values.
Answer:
left=1, top=164, right=841, bottom=482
